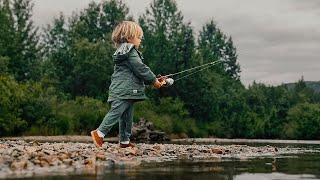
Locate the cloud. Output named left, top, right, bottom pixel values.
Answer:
left=32, top=0, right=320, bottom=86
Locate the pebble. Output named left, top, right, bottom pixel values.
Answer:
left=0, top=139, right=317, bottom=179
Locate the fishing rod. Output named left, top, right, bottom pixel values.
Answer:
left=160, top=60, right=224, bottom=87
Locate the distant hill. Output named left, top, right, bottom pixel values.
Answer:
left=283, top=81, right=320, bottom=93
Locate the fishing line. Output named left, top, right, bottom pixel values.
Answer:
left=160, top=60, right=223, bottom=87
left=164, top=60, right=223, bottom=78
left=174, top=61, right=222, bottom=81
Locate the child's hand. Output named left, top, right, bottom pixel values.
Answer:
left=153, top=79, right=162, bottom=89
left=157, top=76, right=167, bottom=82
left=153, top=77, right=166, bottom=89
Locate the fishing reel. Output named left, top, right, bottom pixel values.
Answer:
left=162, top=78, right=174, bottom=87
left=157, top=75, right=174, bottom=88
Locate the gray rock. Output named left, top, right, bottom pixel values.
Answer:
left=131, top=118, right=169, bottom=142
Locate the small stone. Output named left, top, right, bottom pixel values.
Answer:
left=211, top=148, right=223, bottom=154
left=200, top=149, right=211, bottom=153
left=178, top=153, right=190, bottom=159
left=62, top=159, right=73, bottom=166
left=30, top=141, right=40, bottom=146
left=84, top=158, right=96, bottom=169
left=40, top=160, right=49, bottom=167
left=10, top=160, right=28, bottom=170
left=43, top=150, right=54, bottom=155
left=0, top=144, right=8, bottom=149
left=33, top=159, right=41, bottom=165
left=58, top=152, right=70, bottom=161
left=96, top=152, right=106, bottom=160
left=11, top=148, right=22, bottom=158
left=25, top=146, right=37, bottom=155
left=153, top=145, right=162, bottom=151
left=125, top=148, right=138, bottom=156
left=84, top=159, right=93, bottom=165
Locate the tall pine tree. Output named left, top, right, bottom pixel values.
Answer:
left=43, top=0, right=130, bottom=99
left=198, top=20, right=240, bottom=80
left=139, top=0, right=195, bottom=99
left=139, top=0, right=195, bottom=76
left=0, top=0, right=40, bottom=81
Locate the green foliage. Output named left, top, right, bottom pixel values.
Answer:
left=0, top=0, right=14, bottom=56
left=19, top=80, right=106, bottom=135
left=0, top=74, right=107, bottom=136
left=69, top=39, right=114, bottom=99
left=0, top=56, right=9, bottom=75
left=42, top=0, right=130, bottom=100
left=0, top=0, right=41, bottom=81
left=198, top=20, right=240, bottom=80
left=285, top=103, right=320, bottom=139
left=139, top=0, right=195, bottom=100
left=135, top=98, right=200, bottom=137
left=52, top=97, right=106, bottom=135
left=0, top=75, right=27, bottom=136
left=68, top=0, right=129, bottom=42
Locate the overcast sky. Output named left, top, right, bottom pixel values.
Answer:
left=32, top=0, right=320, bottom=86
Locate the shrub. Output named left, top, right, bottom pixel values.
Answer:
left=135, top=97, right=199, bottom=137
left=0, top=75, right=27, bottom=136
left=285, top=103, right=320, bottom=139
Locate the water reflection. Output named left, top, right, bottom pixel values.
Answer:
left=235, top=173, right=318, bottom=180
left=99, top=153, right=320, bottom=180
left=19, top=153, right=320, bottom=180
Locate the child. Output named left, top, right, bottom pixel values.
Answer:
left=91, top=21, right=164, bottom=148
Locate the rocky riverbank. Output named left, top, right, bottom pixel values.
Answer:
left=0, top=139, right=318, bottom=179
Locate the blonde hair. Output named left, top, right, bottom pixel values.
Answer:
left=111, top=21, right=143, bottom=47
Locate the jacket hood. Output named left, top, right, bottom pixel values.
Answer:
left=113, top=43, right=135, bottom=64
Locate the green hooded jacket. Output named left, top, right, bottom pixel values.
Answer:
left=107, top=43, right=156, bottom=102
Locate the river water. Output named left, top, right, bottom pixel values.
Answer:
left=22, top=144, right=320, bottom=180
left=100, top=153, right=320, bottom=180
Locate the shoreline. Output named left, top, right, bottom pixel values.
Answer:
left=171, top=138, right=320, bottom=145
left=1, top=136, right=320, bottom=145
left=1, top=138, right=320, bottom=179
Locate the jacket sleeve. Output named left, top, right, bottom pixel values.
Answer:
left=127, top=50, right=156, bottom=85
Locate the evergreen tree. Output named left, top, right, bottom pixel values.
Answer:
left=69, top=39, right=114, bottom=99
left=69, top=0, right=130, bottom=42
left=139, top=0, right=195, bottom=100
left=289, top=76, right=314, bottom=105
left=139, top=0, right=195, bottom=76
left=0, top=0, right=11, bottom=75
left=99, top=0, right=130, bottom=36
left=42, top=14, right=71, bottom=91
left=294, top=76, right=307, bottom=93
left=224, top=37, right=240, bottom=80
left=198, top=20, right=240, bottom=80
left=43, top=0, right=130, bottom=99
left=0, top=0, right=40, bottom=81
left=0, top=0, right=14, bottom=58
